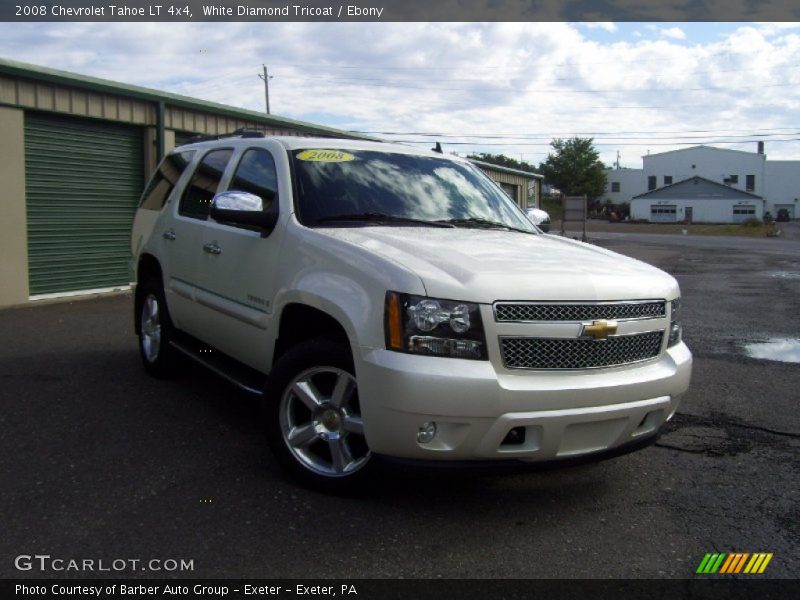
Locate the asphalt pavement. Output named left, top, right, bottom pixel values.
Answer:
left=1, top=232, right=798, bottom=579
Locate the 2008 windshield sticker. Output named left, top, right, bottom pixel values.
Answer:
left=296, top=149, right=355, bottom=162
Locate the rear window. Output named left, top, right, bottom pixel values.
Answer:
left=139, top=151, right=195, bottom=210
left=291, top=149, right=533, bottom=231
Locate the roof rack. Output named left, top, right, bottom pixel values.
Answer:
left=178, top=127, right=266, bottom=146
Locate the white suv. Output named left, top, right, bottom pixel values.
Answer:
left=131, top=132, right=692, bottom=492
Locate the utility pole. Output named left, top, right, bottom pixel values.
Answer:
left=258, top=65, right=272, bottom=114
left=615, top=150, right=620, bottom=170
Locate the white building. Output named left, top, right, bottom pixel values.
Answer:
left=603, top=144, right=800, bottom=222
left=630, top=177, right=765, bottom=224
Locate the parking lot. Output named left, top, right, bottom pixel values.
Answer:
left=1, top=232, right=798, bottom=579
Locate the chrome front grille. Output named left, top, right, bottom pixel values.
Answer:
left=494, top=301, right=666, bottom=322
left=501, top=331, right=664, bottom=370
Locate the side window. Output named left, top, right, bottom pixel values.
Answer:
left=139, top=151, right=195, bottom=210
left=227, top=148, right=279, bottom=208
left=179, top=149, right=233, bottom=220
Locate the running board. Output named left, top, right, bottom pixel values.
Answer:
left=169, top=334, right=266, bottom=396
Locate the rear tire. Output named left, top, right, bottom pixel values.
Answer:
left=136, top=278, right=178, bottom=378
left=264, top=338, right=374, bottom=493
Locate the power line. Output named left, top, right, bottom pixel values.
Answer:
left=275, top=63, right=800, bottom=86
left=392, top=138, right=800, bottom=147
left=264, top=51, right=798, bottom=72
left=360, top=130, right=800, bottom=141
left=260, top=77, right=800, bottom=95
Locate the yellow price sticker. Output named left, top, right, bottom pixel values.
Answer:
left=296, top=149, right=355, bottom=162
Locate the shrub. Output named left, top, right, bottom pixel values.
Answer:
left=741, top=218, right=763, bottom=228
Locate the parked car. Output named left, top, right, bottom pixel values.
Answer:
left=131, top=132, right=692, bottom=492
left=525, top=207, right=551, bottom=232
left=776, top=208, right=791, bottom=222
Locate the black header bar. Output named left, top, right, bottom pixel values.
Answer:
left=3, top=1, right=800, bottom=22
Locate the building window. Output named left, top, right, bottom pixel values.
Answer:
left=648, top=176, right=657, bottom=191
left=664, top=176, right=673, bottom=185
left=729, top=175, right=739, bottom=184
left=746, top=175, right=755, bottom=191
left=611, top=182, right=620, bottom=192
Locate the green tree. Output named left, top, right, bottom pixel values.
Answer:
left=539, top=138, right=607, bottom=199
left=467, top=152, right=538, bottom=173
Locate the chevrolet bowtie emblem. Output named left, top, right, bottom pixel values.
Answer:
left=580, top=319, right=619, bottom=341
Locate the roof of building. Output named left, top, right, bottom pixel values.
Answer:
left=469, top=159, right=543, bottom=179
left=0, top=57, right=375, bottom=141
left=632, top=176, right=764, bottom=200
left=642, top=144, right=766, bottom=160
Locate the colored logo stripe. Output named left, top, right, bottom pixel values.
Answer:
left=719, top=553, right=749, bottom=573
left=744, top=553, right=773, bottom=574
left=697, top=552, right=773, bottom=574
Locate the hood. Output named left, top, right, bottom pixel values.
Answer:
left=316, top=226, right=678, bottom=303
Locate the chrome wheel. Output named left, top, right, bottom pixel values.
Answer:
left=279, top=366, right=370, bottom=477
left=140, top=293, right=161, bottom=363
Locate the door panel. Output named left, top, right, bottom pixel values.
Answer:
left=162, top=147, right=234, bottom=333
left=193, top=147, right=283, bottom=369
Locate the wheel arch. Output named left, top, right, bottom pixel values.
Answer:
left=273, top=301, right=353, bottom=366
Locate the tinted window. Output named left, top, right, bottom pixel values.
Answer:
left=139, top=151, right=195, bottom=210
left=228, top=149, right=278, bottom=207
left=179, top=149, right=233, bottom=220
left=292, top=150, right=533, bottom=231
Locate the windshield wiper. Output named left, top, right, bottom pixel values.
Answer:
left=437, top=217, right=533, bottom=233
left=316, top=212, right=456, bottom=228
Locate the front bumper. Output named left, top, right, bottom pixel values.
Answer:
left=356, top=342, right=692, bottom=461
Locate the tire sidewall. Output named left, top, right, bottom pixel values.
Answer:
left=263, top=338, right=374, bottom=493
left=136, top=278, right=175, bottom=378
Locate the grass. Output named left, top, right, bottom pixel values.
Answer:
left=555, top=220, right=780, bottom=238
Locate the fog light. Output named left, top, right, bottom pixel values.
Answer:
left=417, top=421, right=437, bottom=444
left=501, top=427, right=526, bottom=446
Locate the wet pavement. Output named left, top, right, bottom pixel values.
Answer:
left=742, top=339, right=800, bottom=364
left=1, top=232, right=798, bottom=579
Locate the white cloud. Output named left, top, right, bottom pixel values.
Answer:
left=0, top=22, right=798, bottom=167
left=580, top=22, right=617, bottom=32
left=660, top=27, right=686, bottom=40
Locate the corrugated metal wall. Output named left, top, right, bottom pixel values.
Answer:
left=1, top=74, right=155, bottom=125
left=25, top=112, right=144, bottom=295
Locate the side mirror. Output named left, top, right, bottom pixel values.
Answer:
left=209, top=191, right=278, bottom=237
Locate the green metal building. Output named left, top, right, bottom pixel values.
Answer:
left=0, top=58, right=540, bottom=308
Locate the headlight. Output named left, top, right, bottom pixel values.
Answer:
left=385, top=292, right=487, bottom=360
left=668, top=297, right=682, bottom=347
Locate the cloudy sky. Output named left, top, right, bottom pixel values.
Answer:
left=1, top=21, right=799, bottom=168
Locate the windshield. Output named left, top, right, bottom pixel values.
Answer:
left=291, top=149, right=536, bottom=232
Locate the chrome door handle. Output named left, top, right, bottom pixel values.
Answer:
left=203, top=242, right=222, bottom=255
left=162, top=229, right=176, bottom=241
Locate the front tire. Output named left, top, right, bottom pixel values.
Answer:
left=264, top=339, right=373, bottom=493
left=136, top=278, right=178, bottom=378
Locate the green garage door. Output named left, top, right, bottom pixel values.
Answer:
left=25, top=113, right=144, bottom=295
